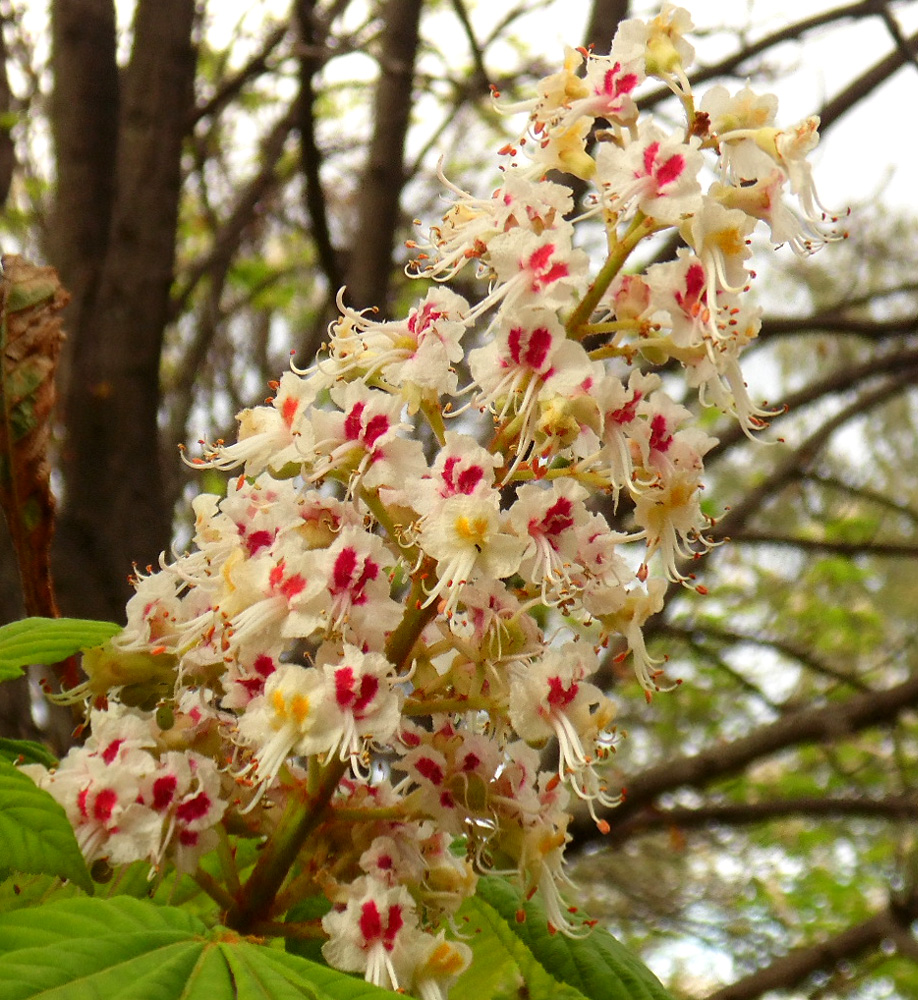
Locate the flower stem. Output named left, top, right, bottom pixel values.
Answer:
left=250, top=918, right=326, bottom=940
left=225, top=757, right=347, bottom=933
left=192, top=865, right=237, bottom=913
left=403, top=694, right=497, bottom=716
left=565, top=213, right=659, bottom=340
left=385, top=560, right=440, bottom=672
left=216, top=822, right=241, bottom=895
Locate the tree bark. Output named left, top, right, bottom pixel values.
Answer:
left=584, top=0, right=629, bottom=50
left=48, top=0, right=119, bottom=366
left=344, top=0, right=423, bottom=313
left=52, top=0, right=197, bottom=622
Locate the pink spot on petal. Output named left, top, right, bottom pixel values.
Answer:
left=353, top=675, right=379, bottom=715
left=280, top=573, right=306, bottom=601
left=344, top=401, right=366, bottom=440
left=281, top=396, right=299, bottom=428
left=656, top=153, right=685, bottom=187
left=176, top=791, right=212, bottom=824
left=457, top=466, right=483, bottom=493
left=649, top=413, right=673, bottom=454
left=360, top=900, right=383, bottom=944
left=527, top=243, right=556, bottom=273
left=93, top=788, right=118, bottom=823
left=384, top=904, right=403, bottom=949
left=416, top=757, right=444, bottom=785
left=539, top=497, right=574, bottom=537
left=152, top=775, right=178, bottom=811
left=253, top=654, right=276, bottom=678
left=245, top=529, right=274, bottom=556
left=333, top=547, right=358, bottom=592
left=547, top=676, right=578, bottom=709
left=363, top=414, right=390, bottom=448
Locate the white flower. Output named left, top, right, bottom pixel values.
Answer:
left=418, top=492, right=526, bottom=616
left=597, top=122, right=703, bottom=223
left=322, top=877, right=418, bottom=992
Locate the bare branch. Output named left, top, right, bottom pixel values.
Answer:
left=818, top=26, right=918, bottom=132
left=190, top=22, right=288, bottom=127
left=603, top=794, right=918, bottom=845
left=584, top=0, right=629, bottom=51
left=652, top=621, right=871, bottom=691
left=449, top=0, right=488, bottom=89
left=875, top=1, right=918, bottom=72
left=758, top=312, right=918, bottom=341
left=706, top=349, right=918, bottom=463
left=794, top=469, right=918, bottom=527
left=171, top=109, right=297, bottom=318
left=295, top=0, right=343, bottom=306
left=711, top=366, right=918, bottom=543
left=641, top=0, right=894, bottom=111
left=167, top=108, right=297, bottom=455
left=705, top=889, right=918, bottom=1000
left=728, top=531, right=918, bottom=558
left=571, top=669, right=918, bottom=848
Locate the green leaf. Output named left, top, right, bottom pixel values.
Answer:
left=0, top=738, right=57, bottom=768
left=0, top=872, right=82, bottom=913
left=285, top=894, right=333, bottom=965
left=0, top=896, right=405, bottom=1000
left=452, top=891, right=586, bottom=1000
left=0, top=617, right=120, bottom=681
left=468, top=877, right=675, bottom=1000
left=0, top=762, right=93, bottom=895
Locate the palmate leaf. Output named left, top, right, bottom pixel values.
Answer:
left=463, top=877, right=675, bottom=1000
left=0, top=872, right=82, bottom=914
left=452, top=890, right=586, bottom=1000
left=0, top=896, right=404, bottom=1000
left=0, top=761, right=92, bottom=895
left=0, top=737, right=57, bottom=768
left=0, top=256, right=68, bottom=618
left=0, top=617, right=121, bottom=681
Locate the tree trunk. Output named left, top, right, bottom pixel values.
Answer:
left=344, top=0, right=423, bottom=314
left=51, top=0, right=197, bottom=624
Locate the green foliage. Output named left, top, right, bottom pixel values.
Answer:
left=0, top=877, right=678, bottom=1000
left=453, top=878, right=674, bottom=1000
left=0, top=738, right=57, bottom=768
left=285, top=895, right=334, bottom=966
left=0, top=617, right=121, bottom=681
left=0, top=762, right=92, bottom=895
left=0, top=896, right=403, bottom=1000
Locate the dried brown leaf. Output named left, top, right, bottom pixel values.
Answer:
left=0, top=255, right=69, bottom=617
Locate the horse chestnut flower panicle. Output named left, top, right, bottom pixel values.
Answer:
left=23, top=8, right=841, bottom=997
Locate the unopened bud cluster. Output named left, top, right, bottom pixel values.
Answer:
left=26, top=7, right=841, bottom=997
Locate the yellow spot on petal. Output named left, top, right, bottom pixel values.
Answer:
left=290, top=694, right=311, bottom=724
left=713, top=226, right=746, bottom=258
left=455, top=515, right=489, bottom=547
left=423, top=941, right=469, bottom=977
